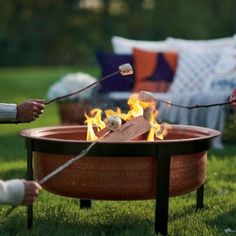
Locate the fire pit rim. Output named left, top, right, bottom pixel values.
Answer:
left=20, top=124, right=221, bottom=144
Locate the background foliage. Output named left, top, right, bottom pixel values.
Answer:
left=0, top=0, right=235, bottom=66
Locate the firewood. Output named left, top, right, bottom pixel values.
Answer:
left=100, top=116, right=151, bottom=142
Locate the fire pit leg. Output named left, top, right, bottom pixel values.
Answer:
left=155, top=146, right=171, bottom=236
left=26, top=139, right=33, bottom=229
left=196, top=184, right=204, bottom=210
left=80, top=199, right=92, bottom=209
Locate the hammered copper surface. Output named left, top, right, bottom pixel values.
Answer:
left=22, top=125, right=219, bottom=200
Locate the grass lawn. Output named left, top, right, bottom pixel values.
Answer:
left=0, top=66, right=236, bottom=236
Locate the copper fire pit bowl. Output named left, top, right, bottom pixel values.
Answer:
left=21, top=125, right=220, bottom=200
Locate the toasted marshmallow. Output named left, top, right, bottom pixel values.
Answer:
left=107, top=115, right=122, bottom=131
left=138, top=91, right=155, bottom=103
left=119, top=63, right=133, bottom=76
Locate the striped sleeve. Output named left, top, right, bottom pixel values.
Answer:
left=0, top=103, right=17, bottom=121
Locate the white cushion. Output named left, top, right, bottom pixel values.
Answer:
left=167, top=36, right=236, bottom=51
left=203, top=49, right=236, bottom=93
left=111, top=36, right=169, bottom=54
left=168, top=49, right=219, bottom=93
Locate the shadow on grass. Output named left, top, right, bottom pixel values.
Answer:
left=38, top=216, right=153, bottom=235
left=168, top=191, right=211, bottom=221
left=208, top=207, right=236, bottom=235
left=1, top=206, right=155, bottom=236
left=169, top=203, right=199, bottom=220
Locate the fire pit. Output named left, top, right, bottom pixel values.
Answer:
left=22, top=124, right=220, bottom=235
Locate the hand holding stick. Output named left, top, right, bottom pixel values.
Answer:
left=4, top=132, right=108, bottom=217
left=0, top=64, right=133, bottom=124
left=4, top=116, right=123, bottom=217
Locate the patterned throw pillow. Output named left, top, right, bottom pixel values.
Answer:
left=132, top=48, right=178, bottom=92
left=112, top=36, right=169, bottom=55
left=203, top=50, right=236, bottom=93
left=168, top=49, right=219, bottom=93
left=96, top=51, right=134, bottom=92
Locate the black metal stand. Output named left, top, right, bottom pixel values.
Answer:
left=155, top=145, right=171, bottom=235
left=26, top=139, right=33, bottom=229
left=154, top=145, right=205, bottom=235
left=196, top=184, right=204, bottom=210
left=80, top=199, right=92, bottom=209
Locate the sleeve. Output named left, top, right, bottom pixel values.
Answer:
left=0, top=180, right=25, bottom=206
left=0, top=103, right=17, bottom=122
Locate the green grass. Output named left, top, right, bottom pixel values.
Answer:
left=0, top=66, right=236, bottom=236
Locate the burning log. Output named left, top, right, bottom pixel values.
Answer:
left=102, top=116, right=151, bottom=142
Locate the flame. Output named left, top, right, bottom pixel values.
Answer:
left=89, top=109, right=106, bottom=130
left=147, top=110, right=163, bottom=141
left=126, top=93, right=143, bottom=119
left=86, top=121, right=98, bottom=141
left=84, top=108, right=106, bottom=141
left=105, top=107, right=128, bottom=120
left=85, top=93, right=170, bottom=141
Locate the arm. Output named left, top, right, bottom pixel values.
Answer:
left=0, top=180, right=24, bottom=205
left=0, top=180, right=41, bottom=206
left=0, top=104, right=17, bottom=122
left=0, top=100, right=45, bottom=123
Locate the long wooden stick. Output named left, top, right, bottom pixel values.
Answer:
left=38, top=141, right=98, bottom=185
left=45, top=63, right=133, bottom=105
left=156, top=98, right=236, bottom=109
left=45, top=71, right=119, bottom=105
left=4, top=131, right=109, bottom=217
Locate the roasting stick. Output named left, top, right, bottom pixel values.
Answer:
left=45, top=63, right=133, bottom=105
left=37, top=139, right=102, bottom=185
left=4, top=139, right=104, bottom=217
left=138, top=91, right=236, bottom=109
left=0, top=63, right=133, bottom=124
left=5, top=116, right=123, bottom=217
left=36, top=116, right=123, bottom=184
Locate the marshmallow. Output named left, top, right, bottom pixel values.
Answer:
left=107, top=116, right=122, bottom=131
left=138, top=91, right=155, bottom=103
left=119, top=63, right=134, bottom=76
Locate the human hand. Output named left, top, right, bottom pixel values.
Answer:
left=16, top=99, right=45, bottom=122
left=22, top=180, right=42, bottom=205
left=230, top=89, right=236, bottom=107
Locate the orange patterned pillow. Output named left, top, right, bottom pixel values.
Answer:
left=133, top=48, right=178, bottom=92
